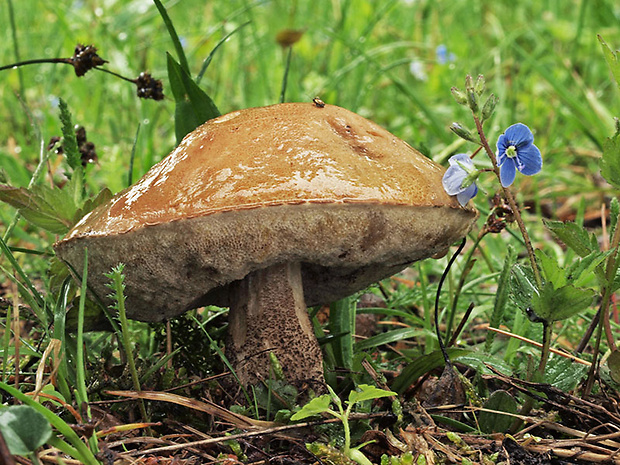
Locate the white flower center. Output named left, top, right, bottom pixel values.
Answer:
left=506, top=145, right=518, bottom=158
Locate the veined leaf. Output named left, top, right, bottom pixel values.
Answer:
left=567, top=250, right=612, bottom=288
left=0, top=185, right=73, bottom=234
left=532, top=283, right=595, bottom=322
left=347, top=384, right=395, bottom=405
left=544, top=220, right=598, bottom=257
left=290, top=394, right=332, bottom=421
left=535, top=249, right=565, bottom=290
left=510, top=264, right=538, bottom=310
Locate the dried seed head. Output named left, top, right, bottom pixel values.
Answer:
left=70, top=44, right=107, bottom=77
left=135, top=72, right=164, bottom=100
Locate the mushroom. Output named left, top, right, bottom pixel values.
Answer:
left=54, top=103, right=477, bottom=389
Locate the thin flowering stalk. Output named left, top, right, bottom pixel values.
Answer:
left=472, top=114, right=544, bottom=290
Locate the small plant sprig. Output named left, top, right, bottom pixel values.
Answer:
left=0, top=43, right=163, bottom=101
left=105, top=264, right=149, bottom=423
left=446, top=75, right=553, bottom=374
left=446, top=75, right=610, bottom=391
left=291, top=384, right=396, bottom=465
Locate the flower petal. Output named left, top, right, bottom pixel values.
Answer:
left=448, top=153, right=475, bottom=169
left=496, top=132, right=510, bottom=157
left=504, top=123, right=534, bottom=148
left=456, top=183, right=478, bottom=206
left=500, top=159, right=517, bottom=187
left=516, top=143, right=542, bottom=175
left=442, top=165, right=467, bottom=195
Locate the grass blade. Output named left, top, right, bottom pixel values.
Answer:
left=0, top=382, right=99, bottom=465
left=152, top=0, right=190, bottom=73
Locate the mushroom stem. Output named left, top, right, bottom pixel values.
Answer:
left=227, top=262, right=325, bottom=391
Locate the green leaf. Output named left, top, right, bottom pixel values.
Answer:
left=532, top=283, right=595, bottom=322
left=354, top=327, right=424, bottom=352
left=598, top=35, right=620, bottom=89
left=485, top=248, right=516, bottom=351
left=611, top=197, right=620, bottom=240
left=545, top=357, right=588, bottom=390
left=347, top=384, right=395, bottom=406
left=509, top=264, right=539, bottom=310
left=544, top=220, right=598, bottom=258
left=455, top=352, right=513, bottom=376
left=608, top=350, right=620, bottom=384
left=58, top=98, right=81, bottom=171
left=390, top=348, right=472, bottom=394
left=74, top=187, right=113, bottom=224
left=478, top=390, right=517, bottom=434
left=290, top=394, right=332, bottom=421
left=329, top=297, right=355, bottom=370
left=166, top=53, right=220, bottom=143
left=153, top=0, right=190, bottom=73
left=0, top=185, right=70, bottom=234
left=0, top=405, right=52, bottom=455
left=566, top=250, right=611, bottom=288
left=535, top=249, right=566, bottom=289
left=600, top=128, right=620, bottom=190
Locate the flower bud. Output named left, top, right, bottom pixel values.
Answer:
left=481, top=93, right=499, bottom=121
left=474, top=74, right=486, bottom=95
left=451, top=87, right=468, bottom=105
left=450, top=122, right=478, bottom=143
left=465, top=74, right=474, bottom=92
left=467, top=89, right=479, bottom=113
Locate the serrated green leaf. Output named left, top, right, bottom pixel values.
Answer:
left=0, top=405, right=52, bottom=455
left=567, top=250, right=611, bottom=288
left=544, top=220, right=598, bottom=257
left=598, top=35, right=620, bottom=89
left=0, top=185, right=72, bottom=233
left=167, top=53, right=220, bottom=143
left=535, top=249, right=566, bottom=289
left=347, top=384, right=395, bottom=406
left=290, top=394, right=332, bottom=421
left=532, top=283, right=595, bottom=322
left=74, top=187, right=113, bottom=224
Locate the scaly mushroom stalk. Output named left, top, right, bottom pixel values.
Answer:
left=227, top=262, right=324, bottom=388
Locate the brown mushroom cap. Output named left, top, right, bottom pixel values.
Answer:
left=54, top=103, right=477, bottom=322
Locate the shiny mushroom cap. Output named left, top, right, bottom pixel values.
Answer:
left=54, top=103, right=477, bottom=322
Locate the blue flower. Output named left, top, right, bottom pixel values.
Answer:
left=496, top=123, right=542, bottom=187
left=442, top=153, right=479, bottom=206
left=436, top=44, right=456, bottom=65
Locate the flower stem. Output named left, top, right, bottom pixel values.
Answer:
left=472, top=115, right=543, bottom=290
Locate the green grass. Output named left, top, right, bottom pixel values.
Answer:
left=1, top=0, right=620, bottom=462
